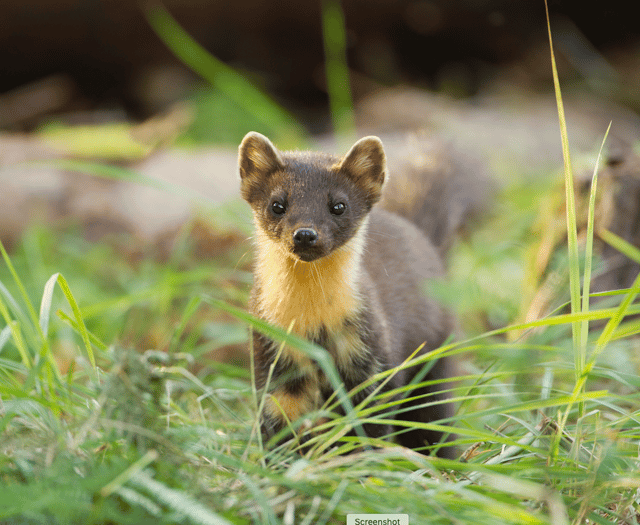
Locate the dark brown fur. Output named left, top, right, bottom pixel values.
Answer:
left=238, top=131, right=455, bottom=455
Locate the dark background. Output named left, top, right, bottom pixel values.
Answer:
left=2, top=0, right=639, bottom=133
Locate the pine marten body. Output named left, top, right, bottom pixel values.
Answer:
left=238, top=132, right=454, bottom=454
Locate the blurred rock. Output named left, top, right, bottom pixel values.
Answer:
left=0, top=74, right=76, bottom=129
left=0, top=132, right=240, bottom=248
left=595, top=140, right=640, bottom=292
left=356, top=87, right=640, bottom=177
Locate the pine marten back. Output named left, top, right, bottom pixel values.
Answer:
left=238, top=131, right=455, bottom=455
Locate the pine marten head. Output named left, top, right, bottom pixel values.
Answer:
left=238, top=132, right=387, bottom=263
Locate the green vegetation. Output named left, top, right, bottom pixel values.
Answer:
left=147, top=3, right=304, bottom=149
left=1, top=1, right=640, bottom=524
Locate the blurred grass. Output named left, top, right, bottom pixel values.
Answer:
left=38, top=121, right=155, bottom=160
left=321, top=0, right=357, bottom=145
left=147, top=3, right=305, bottom=149
left=1, top=1, right=640, bottom=524
left=2, top=210, right=639, bottom=523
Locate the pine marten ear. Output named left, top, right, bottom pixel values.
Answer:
left=238, top=132, right=284, bottom=202
left=336, top=136, right=387, bottom=206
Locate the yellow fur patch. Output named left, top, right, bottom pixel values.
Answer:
left=254, top=219, right=367, bottom=335
left=253, top=216, right=369, bottom=366
left=329, top=321, right=370, bottom=371
left=265, top=389, right=317, bottom=423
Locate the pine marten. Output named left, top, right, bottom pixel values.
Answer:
left=238, top=131, right=455, bottom=456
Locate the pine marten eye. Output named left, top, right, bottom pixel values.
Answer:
left=330, top=202, right=346, bottom=215
left=270, top=201, right=286, bottom=216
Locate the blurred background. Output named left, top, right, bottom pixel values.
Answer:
left=4, top=4, right=640, bottom=521
left=2, top=0, right=639, bottom=138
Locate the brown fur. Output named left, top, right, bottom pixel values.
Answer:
left=238, top=131, right=455, bottom=455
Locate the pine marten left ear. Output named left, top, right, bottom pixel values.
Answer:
left=336, top=136, right=387, bottom=206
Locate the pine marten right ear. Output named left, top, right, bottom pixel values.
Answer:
left=335, top=136, right=387, bottom=208
left=238, top=132, right=284, bottom=203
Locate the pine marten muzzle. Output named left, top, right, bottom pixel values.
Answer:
left=239, top=131, right=455, bottom=456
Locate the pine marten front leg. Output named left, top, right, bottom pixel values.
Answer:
left=253, top=332, right=322, bottom=446
left=254, top=316, right=394, bottom=448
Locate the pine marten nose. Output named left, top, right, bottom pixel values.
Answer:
left=293, top=228, right=318, bottom=247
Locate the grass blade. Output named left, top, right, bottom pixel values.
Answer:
left=100, top=450, right=159, bottom=498
left=594, top=268, right=640, bottom=356
left=591, top=230, right=640, bottom=356
left=169, top=295, right=202, bottom=354
left=37, top=273, right=97, bottom=371
left=579, top=122, right=612, bottom=377
left=0, top=280, right=30, bottom=330
left=0, top=238, right=40, bottom=333
left=544, top=0, right=582, bottom=382
left=146, top=4, right=304, bottom=146
left=321, top=0, right=356, bottom=144
left=56, top=310, right=108, bottom=352
left=39, top=272, right=60, bottom=339
left=128, top=470, right=234, bottom=525
left=55, top=274, right=96, bottom=370
left=609, top=317, right=640, bottom=341
left=0, top=304, right=31, bottom=368
left=599, top=228, right=640, bottom=263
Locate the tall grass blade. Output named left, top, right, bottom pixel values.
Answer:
left=56, top=310, right=108, bottom=352
left=321, top=0, right=356, bottom=144
left=609, top=317, right=640, bottom=341
left=0, top=302, right=31, bottom=368
left=56, top=274, right=95, bottom=369
left=556, top=233, right=640, bottom=466
left=592, top=230, right=640, bottom=359
left=599, top=228, right=640, bottom=263
left=146, top=4, right=304, bottom=145
left=0, top=239, right=40, bottom=332
left=579, top=122, right=612, bottom=376
left=1, top=245, right=66, bottom=387
left=169, top=295, right=202, bottom=354
left=459, top=304, right=640, bottom=345
left=594, top=266, right=640, bottom=356
left=100, top=450, right=159, bottom=498
left=544, top=0, right=582, bottom=382
left=39, top=272, right=59, bottom=338
left=38, top=273, right=96, bottom=371
left=0, top=280, right=30, bottom=330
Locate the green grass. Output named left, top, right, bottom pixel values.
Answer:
left=321, top=0, right=357, bottom=146
left=1, top=207, right=639, bottom=524
left=2, top=2, right=640, bottom=524
left=2, top=163, right=639, bottom=525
